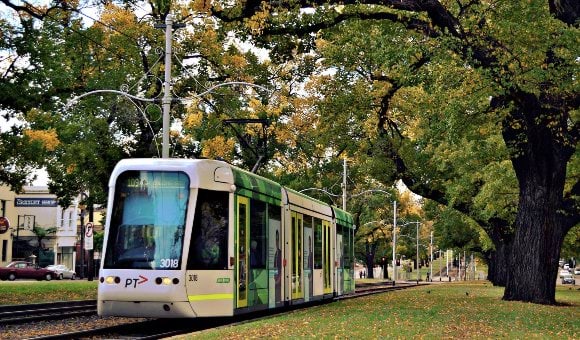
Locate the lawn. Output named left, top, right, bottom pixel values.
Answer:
left=0, top=280, right=98, bottom=305
left=182, top=282, right=579, bottom=339
left=1, top=280, right=577, bottom=338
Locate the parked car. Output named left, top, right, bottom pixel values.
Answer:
left=561, top=273, right=575, bottom=285
left=574, top=268, right=580, bottom=275
left=0, top=261, right=56, bottom=281
left=559, top=269, right=570, bottom=278
left=563, top=264, right=570, bottom=270
left=45, top=264, right=76, bottom=280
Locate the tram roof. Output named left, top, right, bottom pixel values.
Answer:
left=332, top=206, right=354, bottom=227
left=231, top=166, right=282, bottom=205
left=109, top=159, right=353, bottom=226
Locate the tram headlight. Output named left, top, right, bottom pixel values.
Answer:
left=104, top=276, right=119, bottom=284
left=155, top=277, right=173, bottom=285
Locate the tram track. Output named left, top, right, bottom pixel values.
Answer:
left=0, top=300, right=97, bottom=327
left=24, top=282, right=422, bottom=339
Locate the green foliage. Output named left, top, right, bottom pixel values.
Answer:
left=0, top=126, right=46, bottom=191
left=425, top=200, right=483, bottom=252
left=93, top=231, right=104, bottom=254
left=561, top=224, right=580, bottom=260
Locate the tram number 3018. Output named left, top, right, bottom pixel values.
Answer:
left=160, top=258, right=179, bottom=268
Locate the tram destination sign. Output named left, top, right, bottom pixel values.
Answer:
left=14, top=197, right=58, bottom=207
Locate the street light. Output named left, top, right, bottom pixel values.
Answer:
left=65, top=14, right=269, bottom=160
left=78, top=204, right=86, bottom=280
left=397, top=221, right=421, bottom=284
left=430, top=231, right=433, bottom=282
left=439, top=250, right=443, bottom=281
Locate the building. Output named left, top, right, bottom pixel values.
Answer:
left=0, top=185, right=99, bottom=274
left=0, top=186, right=17, bottom=265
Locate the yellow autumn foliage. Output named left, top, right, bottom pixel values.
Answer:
left=245, top=2, right=271, bottom=35
left=190, top=0, right=212, bottom=14
left=98, top=4, right=137, bottom=34
left=183, top=110, right=204, bottom=129
left=223, top=54, right=247, bottom=70
left=24, top=129, right=60, bottom=151
left=201, top=136, right=236, bottom=161
left=66, top=164, right=76, bottom=174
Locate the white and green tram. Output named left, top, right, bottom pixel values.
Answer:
left=98, top=158, right=355, bottom=318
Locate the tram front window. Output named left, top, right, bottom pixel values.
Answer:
left=104, top=171, right=189, bottom=270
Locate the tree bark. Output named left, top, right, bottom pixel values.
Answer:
left=503, top=178, right=566, bottom=304
left=485, top=241, right=511, bottom=287
left=365, top=242, right=377, bottom=279
left=501, top=93, right=574, bottom=304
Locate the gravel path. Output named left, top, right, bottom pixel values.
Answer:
left=0, top=315, right=147, bottom=339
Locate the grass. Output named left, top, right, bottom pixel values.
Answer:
left=181, top=282, right=579, bottom=339
left=1, top=280, right=577, bottom=338
left=0, top=280, right=98, bottom=305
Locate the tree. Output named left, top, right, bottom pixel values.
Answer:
left=31, top=225, right=56, bottom=267
left=0, top=0, right=287, bottom=203
left=207, top=0, right=579, bottom=304
left=1, top=0, right=576, bottom=304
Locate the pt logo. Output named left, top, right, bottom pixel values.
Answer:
left=125, top=275, right=148, bottom=288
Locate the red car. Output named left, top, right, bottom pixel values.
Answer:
left=0, top=261, right=56, bottom=281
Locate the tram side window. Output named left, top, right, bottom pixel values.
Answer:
left=341, top=224, right=352, bottom=269
left=336, top=224, right=348, bottom=268
left=314, top=218, right=323, bottom=269
left=250, top=199, right=266, bottom=270
left=188, top=190, right=229, bottom=270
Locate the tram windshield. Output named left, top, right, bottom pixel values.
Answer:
left=103, top=171, right=189, bottom=270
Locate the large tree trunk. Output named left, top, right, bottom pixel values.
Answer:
left=502, top=94, right=571, bottom=304
left=503, top=179, right=566, bottom=304
left=365, top=242, right=377, bottom=279
left=486, top=241, right=511, bottom=287
left=485, top=223, right=514, bottom=287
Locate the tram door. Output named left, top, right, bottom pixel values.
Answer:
left=304, top=221, right=313, bottom=302
left=236, top=197, right=250, bottom=308
left=323, top=220, right=332, bottom=295
left=336, top=234, right=343, bottom=295
left=291, top=212, right=303, bottom=300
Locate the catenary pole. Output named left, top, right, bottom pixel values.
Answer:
left=416, top=222, right=419, bottom=284
left=430, top=231, right=433, bottom=282
left=392, top=200, right=397, bottom=284
left=446, top=249, right=449, bottom=279
left=342, top=158, right=347, bottom=210
left=162, top=14, right=173, bottom=158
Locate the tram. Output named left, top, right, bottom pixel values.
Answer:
left=97, top=158, right=355, bottom=318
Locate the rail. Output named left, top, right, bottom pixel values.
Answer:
left=0, top=300, right=97, bottom=326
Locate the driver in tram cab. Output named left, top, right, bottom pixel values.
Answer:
left=119, top=227, right=155, bottom=267
left=197, top=201, right=227, bottom=268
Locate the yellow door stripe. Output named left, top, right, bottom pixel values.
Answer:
left=188, top=293, right=233, bottom=301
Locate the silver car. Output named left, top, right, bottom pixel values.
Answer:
left=46, top=264, right=76, bottom=280
left=561, top=273, right=575, bottom=285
